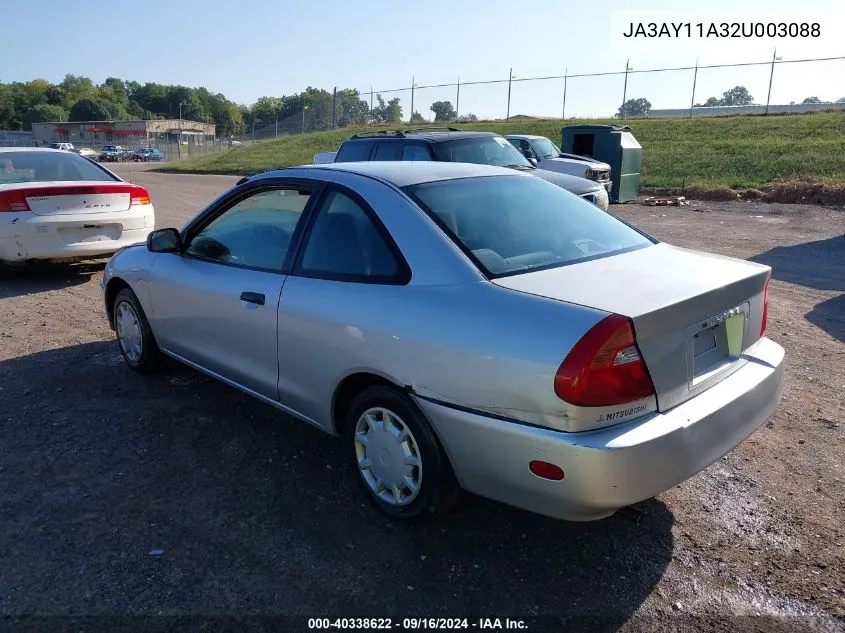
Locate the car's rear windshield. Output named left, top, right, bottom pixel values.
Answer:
left=0, top=151, right=118, bottom=184
left=404, top=175, right=655, bottom=278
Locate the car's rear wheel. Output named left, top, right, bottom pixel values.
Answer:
left=345, top=385, right=459, bottom=522
left=113, top=287, right=164, bottom=373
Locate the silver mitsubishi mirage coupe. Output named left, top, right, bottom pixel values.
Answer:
left=102, top=161, right=784, bottom=523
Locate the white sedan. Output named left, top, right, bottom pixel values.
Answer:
left=0, top=148, right=155, bottom=267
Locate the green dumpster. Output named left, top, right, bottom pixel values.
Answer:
left=560, top=124, right=642, bottom=203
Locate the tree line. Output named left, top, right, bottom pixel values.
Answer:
left=0, top=75, right=422, bottom=138
left=617, top=85, right=845, bottom=118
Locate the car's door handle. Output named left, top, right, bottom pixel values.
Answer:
left=240, top=291, right=265, bottom=306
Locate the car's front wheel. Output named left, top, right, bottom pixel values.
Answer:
left=113, top=287, right=164, bottom=373
left=345, top=385, right=459, bottom=522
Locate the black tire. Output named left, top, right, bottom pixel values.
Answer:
left=113, top=287, right=164, bottom=373
left=344, top=385, right=460, bottom=522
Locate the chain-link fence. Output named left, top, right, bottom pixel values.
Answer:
left=3, top=51, right=844, bottom=161
left=358, top=53, right=845, bottom=123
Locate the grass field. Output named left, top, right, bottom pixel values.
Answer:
left=157, top=113, right=845, bottom=190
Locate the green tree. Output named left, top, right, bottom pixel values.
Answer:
left=335, top=89, right=369, bottom=127
left=801, top=96, right=822, bottom=104
left=616, top=97, right=651, bottom=118
left=430, top=100, right=456, bottom=122
left=695, top=97, right=721, bottom=107
left=250, top=96, right=286, bottom=125
left=23, top=104, right=67, bottom=129
left=720, top=86, right=754, bottom=106
left=836, top=97, right=845, bottom=104
left=456, top=113, right=478, bottom=123
left=410, top=111, right=425, bottom=123
left=102, top=77, right=129, bottom=107
left=59, top=74, right=97, bottom=109
left=371, top=94, right=402, bottom=124
left=69, top=98, right=123, bottom=121
left=20, top=79, right=52, bottom=109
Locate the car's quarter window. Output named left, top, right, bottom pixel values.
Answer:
left=296, top=189, right=407, bottom=284
left=404, top=175, right=655, bottom=278
left=401, top=143, right=433, bottom=161
left=335, top=140, right=374, bottom=162
left=373, top=142, right=399, bottom=161
left=183, top=187, right=312, bottom=272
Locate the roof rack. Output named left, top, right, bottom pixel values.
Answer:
left=402, top=127, right=462, bottom=134
left=350, top=126, right=461, bottom=139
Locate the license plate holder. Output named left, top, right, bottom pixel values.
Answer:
left=690, top=305, right=748, bottom=386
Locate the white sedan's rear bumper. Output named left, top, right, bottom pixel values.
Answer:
left=0, top=206, right=155, bottom=262
left=418, top=337, right=784, bottom=521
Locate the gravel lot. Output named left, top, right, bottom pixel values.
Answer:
left=1, top=164, right=843, bottom=632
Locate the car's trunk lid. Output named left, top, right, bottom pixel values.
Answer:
left=2, top=181, right=137, bottom=216
left=493, top=243, right=771, bottom=411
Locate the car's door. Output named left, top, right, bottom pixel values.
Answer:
left=147, top=180, right=319, bottom=400
left=275, top=185, right=411, bottom=427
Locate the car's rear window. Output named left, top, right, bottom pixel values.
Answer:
left=404, top=175, right=655, bottom=278
left=0, top=151, right=118, bottom=184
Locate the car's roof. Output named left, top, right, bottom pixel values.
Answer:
left=346, top=130, right=497, bottom=143
left=0, top=147, right=66, bottom=153
left=283, top=161, right=524, bottom=188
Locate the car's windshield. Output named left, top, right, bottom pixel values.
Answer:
left=0, top=151, right=119, bottom=184
left=436, top=136, right=532, bottom=168
left=532, top=137, right=562, bottom=158
left=405, top=175, right=654, bottom=278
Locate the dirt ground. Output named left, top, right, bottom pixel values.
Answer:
left=1, top=164, right=843, bottom=632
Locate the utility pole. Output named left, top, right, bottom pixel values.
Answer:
left=410, top=76, right=415, bottom=123
left=689, top=58, right=699, bottom=119
left=370, top=86, right=373, bottom=123
left=332, top=86, right=337, bottom=130
left=456, top=77, right=460, bottom=121
left=765, top=48, right=780, bottom=115
left=620, top=59, right=630, bottom=119
left=562, top=68, right=568, bottom=120
left=506, top=67, right=513, bottom=121
left=301, top=105, right=308, bottom=134
left=275, top=109, right=279, bottom=138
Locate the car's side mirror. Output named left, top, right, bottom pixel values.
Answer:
left=527, top=157, right=538, bottom=167
left=147, top=228, right=181, bottom=253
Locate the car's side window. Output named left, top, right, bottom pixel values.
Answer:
left=297, top=189, right=404, bottom=283
left=515, top=139, right=535, bottom=158
left=401, top=143, right=433, bottom=161
left=373, top=142, right=399, bottom=161
left=184, top=187, right=312, bottom=272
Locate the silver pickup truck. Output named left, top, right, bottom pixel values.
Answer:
left=505, top=134, right=612, bottom=191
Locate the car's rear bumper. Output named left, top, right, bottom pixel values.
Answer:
left=418, top=337, right=784, bottom=521
left=0, top=207, right=155, bottom=262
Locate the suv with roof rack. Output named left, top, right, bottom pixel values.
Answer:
left=318, top=128, right=609, bottom=209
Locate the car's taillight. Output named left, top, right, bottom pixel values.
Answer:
left=129, top=186, right=151, bottom=206
left=554, top=314, right=656, bottom=407
left=0, top=190, right=31, bottom=212
left=760, top=275, right=770, bottom=337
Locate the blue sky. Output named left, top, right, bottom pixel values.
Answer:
left=5, top=0, right=844, bottom=119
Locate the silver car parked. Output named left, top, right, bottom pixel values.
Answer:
left=102, top=162, right=784, bottom=522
